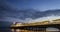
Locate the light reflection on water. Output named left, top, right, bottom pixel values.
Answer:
left=11, top=29, right=60, bottom=32
left=0, top=30, right=59, bottom=32
left=0, top=28, right=59, bottom=32
left=0, top=28, right=60, bottom=32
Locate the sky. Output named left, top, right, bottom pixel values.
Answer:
left=1, top=0, right=60, bottom=31
left=5, top=0, right=60, bottom=11
left=0, top=0, right=60, bottom=22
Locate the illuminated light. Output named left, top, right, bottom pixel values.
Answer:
left=16, top=24, right=19, bottom=26
left=24, top=30, right=28, bottom=32
left=44, top=22, right=49, bottom=24
left=16, top=23, right=24, bottom=26
left=16, top=29, right=25, bottom=32
left=11, top=29, right=14, bottom=32
left=16, top=29, right=20, bottom=31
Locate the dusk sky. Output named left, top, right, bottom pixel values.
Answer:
left=0, top=0, right=60, bottom=22
left=3, top=0, right=60, bottom=11
left=1, top=0, right=60, bottom=31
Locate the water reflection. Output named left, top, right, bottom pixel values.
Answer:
left=11, top=29, right=60, bottom=32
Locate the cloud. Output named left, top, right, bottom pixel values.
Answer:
left=33, top=15, right=60, bottom=23
left=0, top=0, right=60, bottom=23
left=0, top=17, right=24, bottom=22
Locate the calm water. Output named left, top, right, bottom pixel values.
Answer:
left=0, top=29, right=60, bottom=32
left=0, top=27, right=10, bottom=32
left=0, top=27, right=60, bottom=32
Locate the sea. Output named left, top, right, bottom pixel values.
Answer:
left=0, top=27, right=11, bottom=32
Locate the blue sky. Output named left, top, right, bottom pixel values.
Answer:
left=0, top=0, right=60, bottom=31
left=1, top=0, right=60, bottom=28
left=1, top=0, right=60, bottom=22
left=5, top=0, right=60, bottom=11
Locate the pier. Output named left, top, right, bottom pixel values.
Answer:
left=11, top=19, right=60, bottom=32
